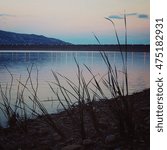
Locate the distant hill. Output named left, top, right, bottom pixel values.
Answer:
left=0, top=30, right=70, bottom=45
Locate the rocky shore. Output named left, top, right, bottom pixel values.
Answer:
left=0, top=89, right=150, bottom=150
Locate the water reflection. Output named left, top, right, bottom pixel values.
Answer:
left=0, top=51, right=149, bottom=126
left=0, top=51, right=149, bottom=65
left=0, top=51, right=150, bottom=90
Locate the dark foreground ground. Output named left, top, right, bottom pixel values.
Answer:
left=0, top=89, right=150, bottom=150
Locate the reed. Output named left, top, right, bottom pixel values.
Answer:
left=0, top=65, right=65, bottom=138
left=0, top=66, right=29, bottom=132
left=49, top=57, right=105, bottom=139
left=18, top=64, right=65, bottom=138
left=45, top=13, right=139, bottom=143
left=102, top=14, right=139, bottom=145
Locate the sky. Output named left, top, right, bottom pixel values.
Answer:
left=0, top=0, right=150, bottom=44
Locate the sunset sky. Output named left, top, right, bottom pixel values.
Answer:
left=0, top=0, right=149, bottom=44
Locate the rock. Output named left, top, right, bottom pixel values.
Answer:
left=105, top=134, right=116, bottom=144
left=82, top=139, right=94, bottom=146
left=62, top=144, right=82, bottom=150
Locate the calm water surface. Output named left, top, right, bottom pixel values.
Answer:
left=0, top=50, right=150, bottom=126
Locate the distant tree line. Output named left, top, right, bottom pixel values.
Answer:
left=0, top=44, right=150, bottom=52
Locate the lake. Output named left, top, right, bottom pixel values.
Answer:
left=0, top=50, right=150, bottom=127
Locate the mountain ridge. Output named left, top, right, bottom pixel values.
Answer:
left=0, top=30, right=70, bottom=45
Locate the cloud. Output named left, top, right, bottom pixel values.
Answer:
left=108, top=15, right=123, bottom=19
left=126, top=13, right=138, bottom=16
left=0, top=13, right=15, bottom=17
left=108, top=12, right=149, bottom=20
left=137, top=14, right=149, bottom=19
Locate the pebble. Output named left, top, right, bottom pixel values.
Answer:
left=82, top=139, right=93, bottom=145
left=62, top=144, right=82, bottom=150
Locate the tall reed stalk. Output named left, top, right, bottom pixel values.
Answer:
left=103, top=14, right=139, bottom=144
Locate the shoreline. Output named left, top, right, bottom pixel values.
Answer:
left=0, top=44, right=150, bottom=52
